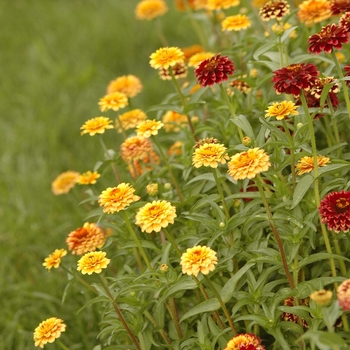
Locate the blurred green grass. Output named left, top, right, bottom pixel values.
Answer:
left=0, top=1, right=193, bottom=348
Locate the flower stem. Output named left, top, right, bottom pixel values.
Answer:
left=56, top=339, right=70, bottom=350
left=99, top=136, right=122, bottom=183
left=282, top=120, right=296, bottom=189
left=203, top=275, right=237, bottom=335
left=255, top=174, right=295, bottom=290
left=161, top=228, right=182, bottom=257
left=97, top=275, right=142, bottom=350
left=212, top=168, right=230, bottom=219
left=121, top=211, right=152, bottom=271
left=144, top=310, right=172, bottom=346
left=331, top=231, right=347, bottom=276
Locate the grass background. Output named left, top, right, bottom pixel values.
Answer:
left=0, top=1, right=194, bottom=348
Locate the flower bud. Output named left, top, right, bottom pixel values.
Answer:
left=249, top=68, right=258, bottom=78
left=219, top=222, right=225, bottom=228
left=164, top=183, right=171, bottom=190
left=310, top=289, right=333, bottom=306
left=242, top=136, right=252, bottom=146
left=160, top=263, right=169, bottom=272
left=297, top=122, right=304, bottom=129
left=146, top=183, right=158, bottom=196
left=233, top=199, right=241, bottom=208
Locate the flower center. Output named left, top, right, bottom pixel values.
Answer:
left=335, top=198, right=349, bottom=213
left=287, top=64, right=302, bottom=73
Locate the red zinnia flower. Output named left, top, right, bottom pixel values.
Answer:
left=195, top=54, right=235, bottom=87
left=272, top=63, right=319, bottom=97
left=308, top=24, right=349, bottom=54
left=331, top=0, right=350, bottom=15
left=339, top=12, right=350, bottom=33
left=319, top=190, right=350, bottom=233
left=344, top=64, right=350, bottom=86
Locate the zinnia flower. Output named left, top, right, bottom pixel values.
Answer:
left=265, top=100, right=299, bottom=120
left=345, top=64, right=350, bottom=86
left=98, top=92, right=128, bottom=112
left=296, top=155, right=330, bottom=175
left=168, top=141, right=184, bottom=156
left=310, top=289, right=333, bottom=306
left=310, top=77, right=340, bottom=99
left=272, top=63, right=319, bottom=97
left=162, top=111, right=188, bottom=132
left=106, top=74, right=143, bottom=98
left=308, top=24, right=349, bottom=54
left=78, top=171, right=100, bottom=185
left=98, top=183, right=140, bottom=214
left=135, top=200, right=177, bottom=233
left=259, top=0, right=290, bottom=21
left=224, top=333, right=265, bottom=350
left=195, top=54, right=235, bottom=87
left=34, top=317, right=66, bottom=348
left=51, top=171, right=80, bottom=195
left=135, top=0, right=168, bottom=20
left=120, top=136, right=155, bottom=162
left=192, top=142, right=229, bottom=168
left=116, top=109, right=147, bottom=132
left=66, top=223, right=107, bottom=255
left=181, top=44, right=204, bottom=60
left=158, top=62, right=187, bottom=80
left=229, top=79, right=251, bottom=94
left=188, top=52, right=216, bottom=68
left=319, top=190, right=350, bottom=233
left=227, top=148, right=271, bottom=180
left=297, top=0, right=332, bottom=25
left=136, top=119, right=164, bottom=138
left=43, top=249, right=67, bottom=270
left=221, top=14, right=252, bottom=32
left=339, top=12, right=350, bottom=33
left=281, top=296, right=309, bottom=327
left=337, top=278, right=350, bottom=311
left=149, top=47, right=185, bottom=70
left=180, top=245, right=218, bottom=277
left=80, top=116, right=114, bottom=136
left=206, top=0, right=240, bottom=11
left=77, top=251, right=110, bottom=275
left=175, top=0, right=207, bottom=11
left=146, top=183, right=159, bottom=196
left=331, top=0, right=350, bottom=15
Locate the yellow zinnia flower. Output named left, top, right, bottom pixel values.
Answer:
left=296, top=155, right=330, bottom=175
left=77, top=251, right=110, bottom=275
left=120, top=136, right=155, bottom=162
left=136, top=119, right=164, bottom=138
left=98, top=92, right=128, bottom=112
left=34, top=317, right=66, bottom=348
left=265, top=100, right=299, bottom=120
left=135, top=200, right=177, bottom=233
left=98, top=183, right=140, bottom=214
left=168, top=141, right=184, bottom=156
left=297, top=0, right=332, bottom=25
left=116, top=109, right=147, bottom=132
left=188, top=52, right=216, bottom=68
left=206, top=0, right=240, bottom=10
left=80, top=116, right=114, bottom=136
left=180, top=245, right=218, bottom=277
left=221, top=14, right=252, bottom=32
left=78, top=171, right=100, bottom=185
left=227, top=148, right=271, bottom=180
left=106, top=74, right=143, bottom=98
left=135, top=0, right=168, bottom=20
left=192, top=142, right=229, bottom=168
left=310, top=289, right=333, bottom=306
left=150, top=47, right=185, bottom=70
left=43, top=249, right=67, bottom=270
left=162, top=111, right=188, bottom=132
left=51, top=171, right=80, bottom=195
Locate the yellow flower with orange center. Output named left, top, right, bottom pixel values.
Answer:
left=310, top=289, right=333, bottom=306
left=180, top=245, right=218, bottom=277
left=136, top=119, right=164, bottom=138
left=296, top=155, right=330, bottom=175
left=80, top=116, right=114, bottom=136
left=297, top=0, right=332, bottom=25
left=43, top=249, right=67, bottom=270
left=78, top=171, right=100, bottom=185
left=227, top=148, right=271, bottom=180
left=116, top=109, right=147, bottom=132
left=146, top=183, right=159, bottom=196
left=162, top=111, right=188, bottom=132
left=150, top=47, right=185, bottom=70
left=192, top=143, right=230, bottom=168
left=77, top=251, right=110, bottom=275
left=135, top=200, right=177, bottom=233
left=51, top=171, right=80, bottom=195
left=188, top=52, right=216, bottom=68
left=34, top=317, right=66, bottom=349
left=106, top=74, right=143, bottom=98
left=98, top=92, right=128, bottom=112
left=265, top=100, right=299, bottom=120
left=221, top=14, right=252, bottom=32
left=66, top=223, right=107, bottom=255
left=135, top=0, right=168, bottom=20
left=206, top=0, right=240, bottom=10
left=98, top=183, right=140, bottom=214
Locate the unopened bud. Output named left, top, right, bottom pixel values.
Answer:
left=249, top=68, right=258, bottom=78
left=164, top=183, right=171, bottom=190
left=146, top=183, right=158, bottom=196
left=160, top=264, right=169, bottom=272
left=219, top=222, right=225, bottom=228
left=310, top=289, right=333, bottom=306
left=242, top=136, right=252, bottom=146
left=191, top=115, right=199, bottom=124
left=233, top=199, right=241, bottom=208
left=297, top=122, right=304, bottom=129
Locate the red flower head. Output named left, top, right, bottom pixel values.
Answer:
left=319, top=190, right=350, bottom=233
left=308, top=24, right=349, bottom=54
left=224, top=333, right=265, bottom=350
left=272, top=63, right=319, bottom=97
left=337, top=279, right=350, bottom=311
left=331, top=0, right=350, bottom=15
left=339, top=12, right=350, bottom=33
left=344, top=64, right=350, bottom=86
left=195, top=54, right=235, bottom=87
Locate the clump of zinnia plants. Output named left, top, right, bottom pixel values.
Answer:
left=36, top=0, right=350, bottom=349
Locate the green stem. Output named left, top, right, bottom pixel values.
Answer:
left=331, top=50, right=350, bottom=119
left=121, top=211, right=152, bottom=271
left=212, top=168, right=230, bottom=219
left=203, top=275, right=237, bottom=335
left=162, top=228, right=182, bottom=257
left=331, top=231, right=347, bottom=276
left=115, top=113, right=127, bottom=140
left=60, top=265, right=98, bottom=294
left=144, top=311, right=172, bottom=346
left=219, top=84, right=244, bottom=142
left=99, top=136, right=122, bottom=183
left=282, top=119, right=296, bottom=189
left=56, top=339, right=70, bottom=350
left=152, top=136, right=183, bottom=201
left=97, top=275, right=142, bottom=350
left=255, top=174, right=295, bottom=289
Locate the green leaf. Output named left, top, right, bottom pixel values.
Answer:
left=180, top=298, right=220, bottom=323
left=186, top=173, right=215, bottom=185
left=220, top=263, right=255, bottom=303
left=183, top=101, right=206, bottom=114
left=230, top=115, right=255, bottom=139
left=146, top=104, right=182, bottom=113
left=291, top=174, right=313, bottom=209
left=298, top=253, right=350, bottom=269
left=299, top=330, right=346, bottom=349
left=158, top=276, right=198, bottom=304
left=315, top=164, right=350, bottom=178
left=253, top=40, right=277, bottom=60
left=76, top=296, right=109, bottom=314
